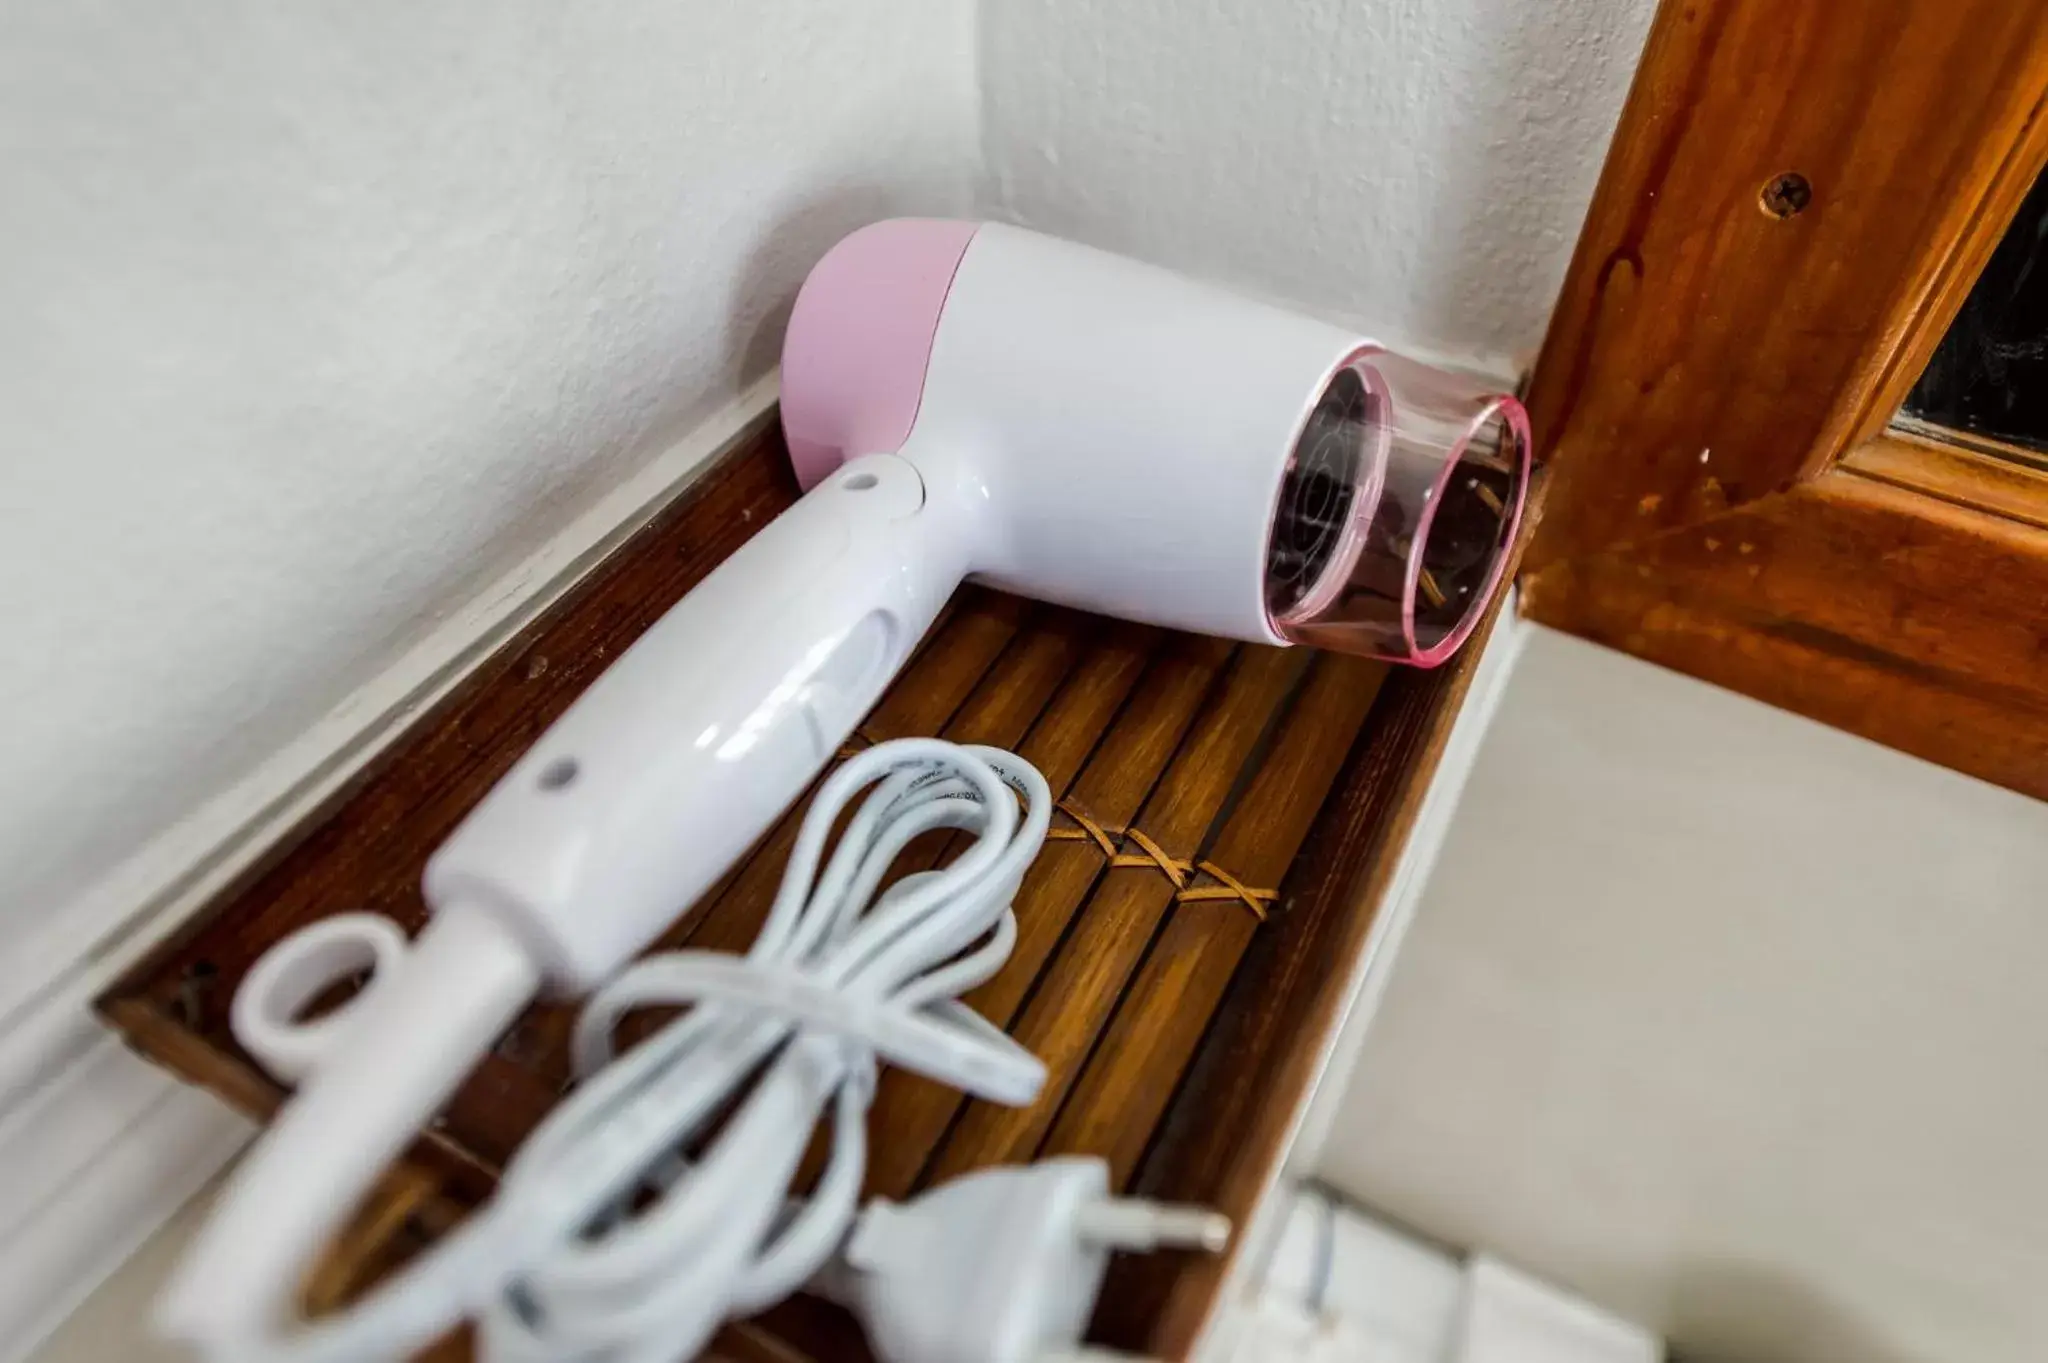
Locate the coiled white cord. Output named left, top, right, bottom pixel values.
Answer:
left=222, top=739, right=1052, bottom=1363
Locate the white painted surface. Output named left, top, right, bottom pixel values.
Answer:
left=1258, top=1188, right=1463, bottom=1361
left=1, top=0, right=975, bottom=959
left=29, top=1175, right=219, bottom=1363
left=5, top=0, right=1662, bottom=1351
left=1241, top=1186, right=1659, bottom=1363
left=979, top=0, right=1655, bottom=371
left=1319, top=627, right=2048, bottom=1363
left=0, top=1049, right=243, bottom=1363
left=1457, top=1256, right=1660, bottom=1363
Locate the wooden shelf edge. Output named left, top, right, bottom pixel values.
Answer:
left=1846, top=431, right=2048, bottom=532
left=1522, top=467, right=2048, bottom=802
left=1116, top=488, right=1542, bottom=1359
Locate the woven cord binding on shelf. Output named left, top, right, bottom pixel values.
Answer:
left=837, top=734, right=1276, bottom=921
left=1045, top=800, right=1276, bottom=922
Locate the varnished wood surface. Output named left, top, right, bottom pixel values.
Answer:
left=1109, top=578, right=1515, bottom=1359
left=1524, top=0, right=2048, bottom=571
left=1846, top=432, right=2048, bottom=532
left=925, top=643, right=1315, bottom=1185
left=1523, top=463, right=2048, bottom=800
left=1521, top=0, right=2048, bottom=801
left=97, top=420, right=1491, bottom=1360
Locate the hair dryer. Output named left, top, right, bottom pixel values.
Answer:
left=424, top=218, right=1529, bottom=986
left=161, top=220, right=1528, bottom=1357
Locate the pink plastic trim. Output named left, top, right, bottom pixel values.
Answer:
left=779, top=219, right=979, bottom=490
left=1402, top=394, right=1533, bottom=667
left=1266, top=346, right=1391, bottom=631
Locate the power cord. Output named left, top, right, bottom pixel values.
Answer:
left=207, top=739, right=1227, bottom=1363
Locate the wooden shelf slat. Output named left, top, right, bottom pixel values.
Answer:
left=1044, top=652, right=1389, bottom=1184
left=859, top=620, right=1167, bottom=1198
left=923, top=645, right=1311, bottom=1184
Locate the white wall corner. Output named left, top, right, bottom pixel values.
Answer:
left=0, top=378, right=781, bottom=1363
left=975, top=0, right=1655, bottom=379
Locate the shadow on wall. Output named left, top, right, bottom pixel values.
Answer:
left=731, top=184, right=909, bottom=390
left=1662, top=1263, right=1928, bottom=1363
left=975, top=0, right=1657, bottom=372
left=1404, top=0, right=1652, bottom=376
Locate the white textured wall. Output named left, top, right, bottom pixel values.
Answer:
left=2, top=0, right=1657, bottom=946
left=3, top=0, right=1658, bottom=961
left=1319, top=628, right=2048, bottom=1363
left=979, top=0, right=1655, bottom=371
left=0, top=3, right=973, bottom=937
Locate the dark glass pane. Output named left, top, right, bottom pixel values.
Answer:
left=1903, top=167, right=2048, bottom=462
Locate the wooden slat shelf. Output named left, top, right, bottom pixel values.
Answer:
left=98, top=418, right=1512, bottom=1360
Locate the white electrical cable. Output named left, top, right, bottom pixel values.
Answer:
left=207, top=739, right=1052, bottom=1363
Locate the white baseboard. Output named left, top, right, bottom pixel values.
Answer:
left=0, top=376, right=781, bottom=1362
left=0, top=1043, right=250, bottom=1363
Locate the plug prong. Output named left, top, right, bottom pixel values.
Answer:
left=1074, top=1199, right=1232, bottom=1253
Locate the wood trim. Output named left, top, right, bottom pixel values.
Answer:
left=1847, top=432, right=2048, bottom=531
left=1524, top=0, right=2048, bottom=572
left=1523, top=0, right=2048, bottom=800
left=1523, top=464, right=2048, bottom=799
left=102, top=423, right=800, bottom=1206
left=1885, top=416, right=2048, bottom=477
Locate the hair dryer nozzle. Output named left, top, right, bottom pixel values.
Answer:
left=1265, top=351, right=1530, bottom=666
left=782, top=218, right=1529, bottom=664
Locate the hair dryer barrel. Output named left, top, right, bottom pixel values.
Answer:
left=1266, top=347, right=1531, bottom=665
left=781, top=219, right=1529, bottom=666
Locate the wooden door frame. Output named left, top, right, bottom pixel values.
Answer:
left=1521, top=0, right=2048, bottom=799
